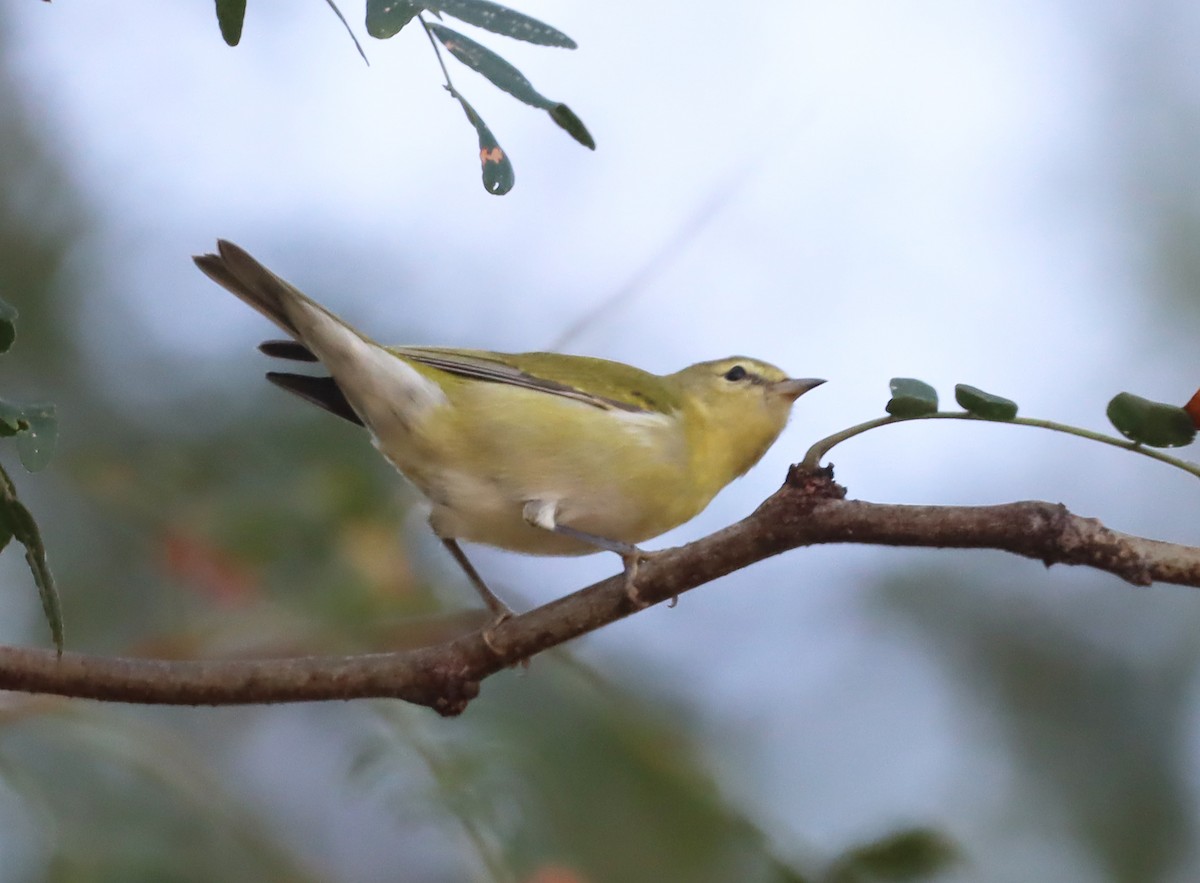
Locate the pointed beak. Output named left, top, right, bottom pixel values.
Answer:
left=772, top=377, right=826, bottom=401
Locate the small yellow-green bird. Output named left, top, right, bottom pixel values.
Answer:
left=194, top=240, right=823, bottom=618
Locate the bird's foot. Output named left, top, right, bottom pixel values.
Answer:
left=620, top=548, right=651, bottom=609
left=480, top=609, right=512, bottom=657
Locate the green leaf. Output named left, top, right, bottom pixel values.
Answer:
left=0, top=397, right=22, bottom=436
left=0, top=299, right=16, bottom=355
left=827, top=827, right=958, bottom=882
left=886, top=378, right=938, bottom=418
left=423, top=0, right=577, bottom=47
left=1106, top=392, right=1197, bottom=448
left=365, top=0, right=420, bottom=38
left=428, top=24, right=595, bottom=150
left=0, top=465, right=63, bottom=654
left=451, top=91, right=515, bottom=194
left=954, top=383, right=1018, bottom=420
left=15, top=402, right=56, bottom=472
left=215, top=0, right=246, bottom=46
left=429, top=23, right=554, bottom=107
left=0, top=399, right=57, bottom=470
left=549, top=102, right=595, bottom=149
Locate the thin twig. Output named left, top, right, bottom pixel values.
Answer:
left=803, top=411, right=1200, bottom=479
left=549, top=164, right=759, bottom=352
left=420, top=13, right=458, bottom=97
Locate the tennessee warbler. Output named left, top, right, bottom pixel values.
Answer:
left=194, top=240, right=824, bottom=617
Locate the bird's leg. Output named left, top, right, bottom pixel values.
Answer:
left=441, top=538, right=514, bottom=653
left=522, top=501, right=651, bottom=609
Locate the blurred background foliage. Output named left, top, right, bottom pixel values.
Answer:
left=3, top=1, right=1200, bottom=881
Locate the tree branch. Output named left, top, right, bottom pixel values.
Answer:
left=2, top=465, right=1197, bottom=714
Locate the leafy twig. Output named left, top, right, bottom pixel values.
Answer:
left=802, top=411, right=1200, bottom=480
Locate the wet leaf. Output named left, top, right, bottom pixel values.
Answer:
left=0, top=400, right=57, bottom=470
left=423, top=0, right=576, bottom=47
left=451, top=91, right=514, bottom=194
left=428, top=24, right=594, bottom=149
left=15, top=402, right=56, bottom=472
left=429, top=23, right=553, bottom=107
left=365, top=0, right=420, bottom=38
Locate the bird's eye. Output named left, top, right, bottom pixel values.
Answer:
left=723, top=365, right=748, bottom=382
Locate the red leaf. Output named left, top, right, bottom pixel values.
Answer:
left=1185, top=388, right=1200, bottom=429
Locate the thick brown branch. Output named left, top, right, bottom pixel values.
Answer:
left=2, top=466, right=1198, bottom=713
left=0, top=643, right=485, bottom=715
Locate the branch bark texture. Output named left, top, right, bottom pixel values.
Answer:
left=2, top=466, right=1198, bottom=714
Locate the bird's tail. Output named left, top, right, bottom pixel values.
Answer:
left=193, top=239, right=320, bottom=339
left=194, top=240, right=445, bottom=436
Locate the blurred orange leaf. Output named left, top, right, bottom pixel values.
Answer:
left=1184, top=387, right=1200, bottom=429
left=162, top=529, right=260, bottom=606
left=525, top=866, right=588, bottom=883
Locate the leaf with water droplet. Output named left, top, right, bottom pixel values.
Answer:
left=365, top=0, right=420, bottom=37
left=15, top=403, right=56, bottom=472
left=451, top=91, right=515, bottom=194
left=423, top=0, right=577, bottom=47
left=429, top=24, right=594, bottom=150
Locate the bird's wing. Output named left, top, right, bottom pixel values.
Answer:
left=394, top=347, right=660, bottom=413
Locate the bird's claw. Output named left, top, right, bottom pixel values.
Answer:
left=480, top=610, right=512, bottom=657
left=621, top=550, right=651, bottom=609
